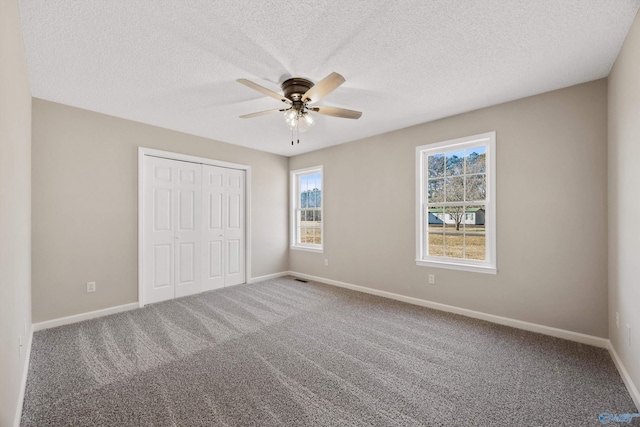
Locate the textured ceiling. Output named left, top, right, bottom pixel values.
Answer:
left=18, top=1, right=640, bottom=157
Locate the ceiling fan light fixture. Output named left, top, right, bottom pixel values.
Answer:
left=284, top=110, right=298, bottom=129
left=302, top=111, right=314, bottom=126
left=284, top=109, right=297, bottom=122
left=297, top=116, right=312, bottom=133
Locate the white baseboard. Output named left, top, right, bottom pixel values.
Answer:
left=33, top=302, right=139, bottom=332
left=288, top=271, right=609, bottom=349
left=13, top=324, right=33, bottom=427
left=608, top=342, right=640, bottom=411
left=247, top=271, right=290, bottom=284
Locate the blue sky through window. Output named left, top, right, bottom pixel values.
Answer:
left=300, top=173, right=322, bottom=192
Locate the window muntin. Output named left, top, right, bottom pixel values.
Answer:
left=416, top=132, right=496, bottom=273
left=291, top=166, right=323, bottom=251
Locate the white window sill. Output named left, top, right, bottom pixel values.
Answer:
left=291, top=245, right=324, bottom=253
left=416, top=259, right=497, bottom=274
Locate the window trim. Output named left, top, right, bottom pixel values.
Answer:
left=290, top=165, right=324, bottom=253
left=415, top=132, right=496, bottom=274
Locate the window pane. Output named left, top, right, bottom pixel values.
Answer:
left=428, top=233, right=444, bottom=256
left=300, top=191, right=308, bottom=208
left=465, top=147, right=486, bottom=174
left=310, top=173, right=321, bottom=191
left=300, top=227, right=311, bottom=243
left=427, top=208, right=444, bottom=231
left=314, top=209, right=322, bottom=222
left=465, top=233, right=485, bottom=260
left=428, top=154, right=445, bottom=178
left=465, top=205, right=486, bottom=228
left=445, top=233, right=464, bottom=258
left=300, top=175, right=308, bottom=192
left=314, top=229, right=322, bottom=245
left=445, top=177, right=464, bottom=202
left=445, top=150, right=465, bottom=176
left=428, top=179, right=444, bottom=202
left=315, top=189, right=321, bottom=208
left=445, top=206, right=465, bottom=232
left=308, top=190, right=316, bottom=207
left=465, top=205, right=486, bottom=260
left=465, top=174, right=486, bottom=201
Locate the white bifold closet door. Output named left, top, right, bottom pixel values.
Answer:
left=143, top=156, right=245, bottom=305
left=202, top=165, right=246, bottom=290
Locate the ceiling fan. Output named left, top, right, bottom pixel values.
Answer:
left=237, top=72, right=362, bottom=142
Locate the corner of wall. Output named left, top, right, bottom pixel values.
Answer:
left=607, top=7, right=640, bottom=413
left=0, top=0, right=33, bottom=424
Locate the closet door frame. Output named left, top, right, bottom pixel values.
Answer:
left=138, top=147, right=251, bottom=307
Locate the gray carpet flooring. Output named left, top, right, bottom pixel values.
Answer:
left=21, top=276, right=636, bottom=426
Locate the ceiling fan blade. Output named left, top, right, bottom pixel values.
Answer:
left=302, top=72, right=346, bottom=103
left=310, top=106, right=362, bottom=119
left=240, top=109, right=283, bottom=119
left=237, top=79, right=291, bottom=105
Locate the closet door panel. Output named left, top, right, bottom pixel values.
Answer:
left=143, top=157, right=177, bottom=304
left=202, top=165, right=225, bottom=291
left=174, top=162, right=202, bottom=298
left=224, top=169, right=245, bottom=286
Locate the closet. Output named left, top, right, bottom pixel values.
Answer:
left=141, top=155, right=246, bottom=305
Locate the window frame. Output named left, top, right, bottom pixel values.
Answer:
left=415, top=132, right=496, bottom=274
left=290, top=165, right=324, bottom=253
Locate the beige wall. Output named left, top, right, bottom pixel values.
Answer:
left=32, top=100, right=289, bottom=323
left=0, top=0, right=32, bottom=425
left=290, top=79, right=609, bottom=338
left=609, top=11, right=640, bottom=407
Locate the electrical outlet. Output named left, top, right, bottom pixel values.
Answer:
left=428, top=274, right=435, bottom=285
left=627, top=324, right=631, bottom=346
left=616, top=312, right=619, bottom=329
left=324, top=259, right=329, bottom=267
left=87, top=281, right=96, bottom=293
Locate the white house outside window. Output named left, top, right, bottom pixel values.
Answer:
left=416, top=132, right=496, bottom=274
left=291, top=166, right=323, bottom=252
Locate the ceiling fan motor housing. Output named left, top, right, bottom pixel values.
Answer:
left=281, top=78, right=314, bottom=102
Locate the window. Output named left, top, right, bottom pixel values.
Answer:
left=291, top=166, right=323, bottom=252
left=416, top=132, right=496, bottom=274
